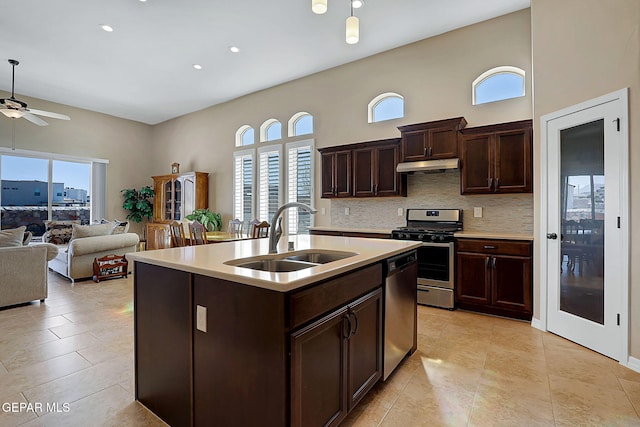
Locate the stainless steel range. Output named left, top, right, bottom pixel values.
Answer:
left=391, top=209, right=462, bottom=309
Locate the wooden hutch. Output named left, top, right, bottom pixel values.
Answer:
left=146, top=171, right=209, bottom=250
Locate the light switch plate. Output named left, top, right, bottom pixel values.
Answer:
left=345, top=207, right=350, bottom=216
left=397, top=208, right=404, bottom=217
left=196, top=305, right=207, bottom=332
left=474, top=207, right=483, bottom=218
left=321, top=207, right=326, bottom=215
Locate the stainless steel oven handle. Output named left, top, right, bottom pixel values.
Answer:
left=420, top=242, right=453, bottom=248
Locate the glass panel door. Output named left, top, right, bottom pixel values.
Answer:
left=1, top=156, right=49, bottom=237
left=52, top=160, right=91, bottom=224
left=559, top=120, right=604, bottom=324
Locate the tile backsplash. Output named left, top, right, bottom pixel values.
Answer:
left=330, top=171, right=533, bottom=234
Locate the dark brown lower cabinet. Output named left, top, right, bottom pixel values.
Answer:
left=455, top=239, right=533, bottom=320
left=290, top=289, right=382, bottom=427
left=135, top=261, right=386, bottom=427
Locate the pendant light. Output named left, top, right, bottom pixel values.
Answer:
left=345, top=1, right=359, bottom=44
left=312, top=0, right=327, bottom=14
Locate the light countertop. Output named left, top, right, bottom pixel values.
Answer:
left=309, top=226, right=394, bottom=235
left=454, top=232, right=534, bottom=241
left=127, top=235, right=420, bottom=292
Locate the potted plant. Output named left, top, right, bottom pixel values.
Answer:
left=186, top=209, right=222, bottom=231
left=121, top=186, right=155, bottom=224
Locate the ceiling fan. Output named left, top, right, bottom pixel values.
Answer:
left=0, top=59, right=70, bottom=126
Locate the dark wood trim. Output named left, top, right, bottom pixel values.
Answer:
left=397, top=116, right=467, bottom=133
left=317, top=137, right=401, bottom=154
left=459, top=119, right=532, bottom=135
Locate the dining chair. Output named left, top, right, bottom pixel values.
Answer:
left=189, top=221, right=208, bottom=245
left=251, top=221, right=270, bottom=239
left=169, top=221, right=188, bottom=247
left=227, top=219, right=243, bottom=235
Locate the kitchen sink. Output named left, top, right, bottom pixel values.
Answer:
left=231, top=259, right=316, bottom=272
left=224, top=249, right=358, bottom=272
left=284, top=250, right=357, bottom=264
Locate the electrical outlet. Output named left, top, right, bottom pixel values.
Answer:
left=321, top=207, right=326, bottom=215
left=345, top=207, right=350, bottom=216
left=474, top=207, right=483, bottom=218
left=397, top=208, right=404, bottom=217
left=196, top=305, right=207, bottom=332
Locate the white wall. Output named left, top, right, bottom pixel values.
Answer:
left=531, top=0, right=640, bottom=356
left=150, top=9, right=533, bottom=228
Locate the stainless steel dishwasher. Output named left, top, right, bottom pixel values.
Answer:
left=383, top=250, right=418, bottom=381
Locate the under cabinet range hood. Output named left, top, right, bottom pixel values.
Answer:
left=396, top=158, right=460, bottom=173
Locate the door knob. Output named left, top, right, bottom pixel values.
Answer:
left=546, top=233, right=558, bottom=240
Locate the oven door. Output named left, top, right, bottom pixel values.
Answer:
left=416, top=242, right=454, bottom=289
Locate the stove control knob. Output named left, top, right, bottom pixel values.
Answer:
left=439, top=235, right=445, bottom=241
left=430, top=235, right=437, bottom=241
left=418, top=234, right=424, bottom=240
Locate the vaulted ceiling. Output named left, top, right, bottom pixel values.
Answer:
left=1, top=0, right=530, bottom=124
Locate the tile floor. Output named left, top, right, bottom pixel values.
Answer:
left=1, top=272, right=639, bottom=426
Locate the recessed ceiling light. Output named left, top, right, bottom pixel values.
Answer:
left=193, top=64, right=203, bottom=70
left=229, top=46, right=240, bottom=53
left=352, top=0, right=364, bottom=8
left=139, top=0, right=147, bottom=2
left=99, top=24, right=114, bottom=32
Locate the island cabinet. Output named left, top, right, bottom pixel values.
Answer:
left=455, top=238, right=533, bottom=320
left=134, top=261, right=384, bottom=427
left=319, top=138, right=405, bottom=199
left=459, top=120, right=532, bottom=194
left=321, top=150, right=352, bottom=198
left=397, top=117, right=467, bottom=162
left=290, top=288, right=382, bottom=427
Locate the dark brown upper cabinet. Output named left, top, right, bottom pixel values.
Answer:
left=459, top=119, right=533, bottom=194
left=320, top=150, right=352, bottom=198
left=353, top=139, right=405, bottom=197
left=319, top=138, right=406, bottom=199
left=397, top=117, right=467, bottom=162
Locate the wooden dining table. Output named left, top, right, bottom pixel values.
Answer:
left=205, top=231, right=253, bottom=243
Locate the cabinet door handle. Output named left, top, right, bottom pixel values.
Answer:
left=483, top=245, right=497, bottom=249
left=342, top=314, right=352, bottom=339
left=494, top=178, right=499, bottom=191
left=485, top=257, right=490, bottom=269
left=492, top=258, right=497, bottom=269
left=423, top=146, right=427, bottom=156
left=350, top=311, right=359, bottom=336
left=374, top=184, right=378, bottom=196
left=428, top=147, right=433, bottom=158
left=487, top=177, right=493, bottom=189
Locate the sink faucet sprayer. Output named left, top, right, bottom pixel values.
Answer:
left=269, top=202, right=317, bottom=253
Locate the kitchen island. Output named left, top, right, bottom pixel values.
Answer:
left=127, top=235, right=420, bottom=427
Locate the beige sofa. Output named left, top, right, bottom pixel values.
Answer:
left=48, top=233, right=139, bottom=282
left=0, top=243, right=59, bottom=308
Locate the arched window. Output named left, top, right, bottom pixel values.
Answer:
left=368, top=92, right=404, bottom=123
left=288, top=112, right=314, bottom=137
left=260, top=119, right=282, bottom=142
left=235, top=125, right=255, bottom=147
left=472, top=66, right=525, bottom=105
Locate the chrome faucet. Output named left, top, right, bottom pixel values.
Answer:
left=269, top=202, right=317, bottom=253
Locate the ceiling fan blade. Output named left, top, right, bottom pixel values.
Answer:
left=22, top=112, right=49, bottom=126
left=28, top=108, right=70, bottom=121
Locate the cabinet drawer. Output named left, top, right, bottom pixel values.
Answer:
left=289, top=263, right=382, bottom=329
left=456, top=239, right=531, bottom=256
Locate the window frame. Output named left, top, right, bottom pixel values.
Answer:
left=285, top=139, right=315, bottom=235
left=0, top=147, right=108, bottom=229
left=368, top=92, right=404, bottom=123
left=260, top=119, right=282, bottom=142
left=235, top=125, right=255, bottom=147
left=472, top=66, right=526, bottom=105
left=257, top=144, right=283, bottom=224
left=288, top=112, right=314, bottom=137
left=232, top=148, right=255, bottom=222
